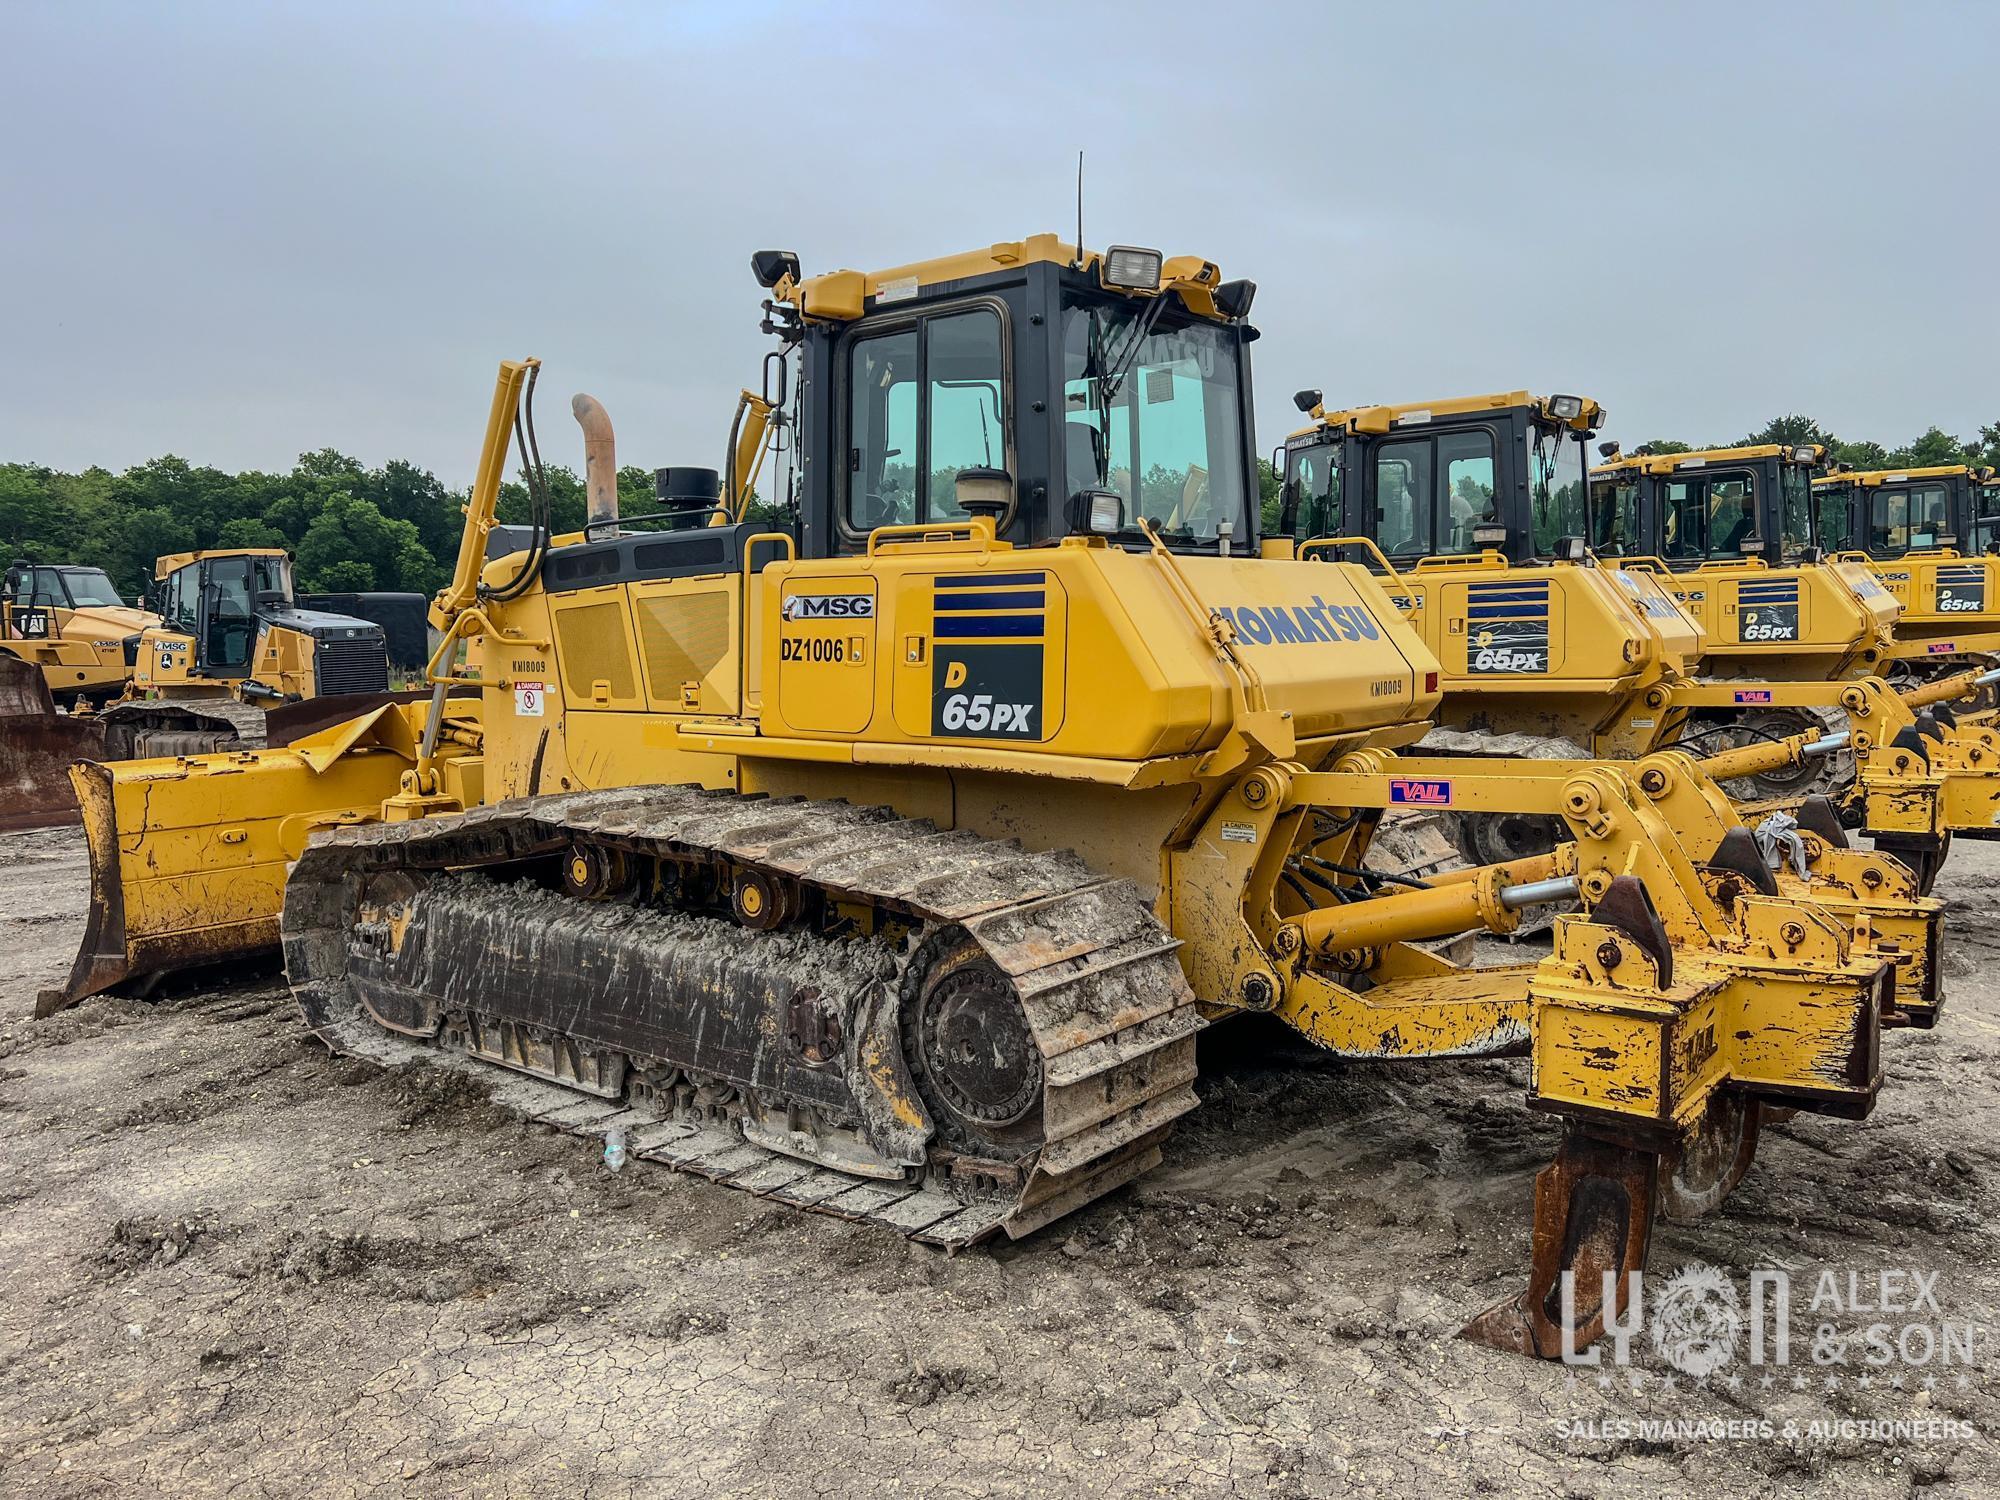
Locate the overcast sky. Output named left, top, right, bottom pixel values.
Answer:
left=3, top=1, right=1993, bottom=489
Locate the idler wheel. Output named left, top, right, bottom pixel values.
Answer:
left=903, top=939, right=1044, bottom=1156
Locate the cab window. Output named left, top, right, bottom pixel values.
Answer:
left=1973, top=485, right=2000, bottom=555
left=1061, top=299, right=1249, bottom=544
left=1373, top=438, right=1434, bottom=556
left=1814, top=484, right=1860, bottom=552
left=1282, top=439, right=1342, bottom=539
left=1872, top=483, right=1950, bottom=554
left=1778, top=465, right=1814, bottom=557
left=204, top=556, right=256, bottom=669
left=1588, top=477, right=1639, bottom=556
left=845, top=307, right=1007, bottom=535
left=160, top=566, right=199, bottom=632
left=1526, top=427, right=1586, bottom=557
left=1664, top=470, right=1758, bottom=560
left=1368, top=428, right=1499, bottom=559
left=1440, top=430, right=1498, bottom=554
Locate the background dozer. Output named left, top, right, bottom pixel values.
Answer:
left=0, top=547, right=401, bottom=830
left=1814, top=462, right=2000, bottom=690
left=49, top=237, right=1922, bottom=1357
left=1272, top=395, right=2000, bottom=892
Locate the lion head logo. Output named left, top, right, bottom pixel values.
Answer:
left=1650, top=1263, right=1742, bottom=1376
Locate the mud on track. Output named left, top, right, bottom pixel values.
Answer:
left=3, top=822, right=2000, bottom=1497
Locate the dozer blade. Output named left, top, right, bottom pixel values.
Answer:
left=0, top=654, right=110, bottom=832
left=41, top=708, right=420, bottom=1016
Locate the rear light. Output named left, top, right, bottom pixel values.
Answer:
left=1425, top=672, right=1439, bottom=694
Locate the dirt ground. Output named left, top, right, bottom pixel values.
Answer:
left=4, top=825, right=1999, bottom=1498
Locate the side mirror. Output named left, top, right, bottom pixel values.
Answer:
left=254, top=589, right=288, bottom=611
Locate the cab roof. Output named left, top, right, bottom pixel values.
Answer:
left=1285, top=390, right=1604, bottom=445
left=153, top=548, right=288, bottom=580
left=774, top=233, right=1241, bottom=325
left=1814, top=464, right=1995, bottom=487
left=1592, top=443, right=1824, bottom=478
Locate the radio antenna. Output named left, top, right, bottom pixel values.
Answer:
left=1074, top=150, right=1085, bottom=268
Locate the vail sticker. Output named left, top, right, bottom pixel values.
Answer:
left=514, top=680, right=546, bottom=717
left=1733, top=689, right=1774, bottom=704
left=1928, top=642, right=1958, bottom=654
left=1389, top=778, right=1452, bottom=806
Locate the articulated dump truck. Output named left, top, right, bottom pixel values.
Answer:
left=45, top=237, right=1939, bottom=1358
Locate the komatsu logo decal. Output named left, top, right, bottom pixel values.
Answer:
left=1389, top=778, right=1451, bottom=805
left=1466, top=580, right=1550, bottom=673
left=1736, top=579, right=1800, bottom=642
left=930, top=571, right=1047, bottom=739
left=1212, top=596, right=1380, bottom=645
left=783, top=592, right=874, bottom=620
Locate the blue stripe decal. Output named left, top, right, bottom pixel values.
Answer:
left=1466, top=588, right=1549, bottom=601
left=934, top=572, right=1046, bottom=589
left=934, top=615, right=1045, bottom=638
left=935, top=591, right=1046, bottom=612
left=1468, top=605, right=1550, bottom=620
left=1738, top=587, right=1799, bottom=599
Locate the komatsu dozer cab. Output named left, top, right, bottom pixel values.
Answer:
left=1, top=561, right=154, bottom=699
left=1274, top=394, right=2000, bottom=893
left=47, top=237, right=1932, bottom=1358
left=1590, top=443, right=1899, bottom=681
left=1814, top=463, right=2000, bottom=686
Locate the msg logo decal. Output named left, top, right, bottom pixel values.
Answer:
left=1389, top=779, right=1451, bottom=806
left=782, top=592, right=874, bottom=621
left=1212, top=596, right=1380, bottom=646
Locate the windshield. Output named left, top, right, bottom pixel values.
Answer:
left=1281, top=438, right=1343, bottom=539
left=1587, top=475, right=1639, bottom=555
left=57, top=569, right=124, bottom=607
left=1779, top=463, right=1814, bottom=558
left=1527, top=426, right=1587, bottom=556
left=1061, top=295, right=1249, bottom=546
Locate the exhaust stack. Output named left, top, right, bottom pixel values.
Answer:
left=572, top=393, right=619, bottom=527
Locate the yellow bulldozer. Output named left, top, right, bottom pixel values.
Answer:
left=43, top=236, right=1937, bottom=1358
left=1273, top=396, right=2000, bottom=893
left=1813, top=461, right=2000, bottom=688
left=0, top=546, right=397, bottom=829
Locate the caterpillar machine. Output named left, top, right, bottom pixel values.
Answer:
left=0, top=547, right=396, bottom=830
left=1274, top=397, right=2000, bottom=893
left=44, top=236, right=1937, bottom=1358
left=1813, top=462, right=2000, bottom=689
left=1, top=561, right=156, bottom=700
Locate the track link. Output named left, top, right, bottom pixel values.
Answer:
left=283, top=786, right=1204, bottom=1247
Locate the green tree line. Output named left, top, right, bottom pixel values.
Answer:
left=0, top=451, right=669, bottom=600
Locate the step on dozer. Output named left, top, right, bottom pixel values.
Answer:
left=44, top=238, right=1932, bottom=1355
